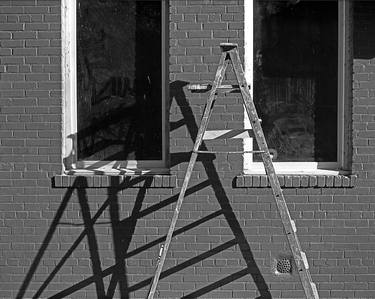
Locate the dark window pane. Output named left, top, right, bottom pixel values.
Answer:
left=77, top=0, right=162, bottom=161
left=254, top=0, right=338, bottom=162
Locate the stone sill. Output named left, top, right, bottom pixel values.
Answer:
left=234, top=174, right=357, bottom=188
left=52, top=174, right=177, bottom=188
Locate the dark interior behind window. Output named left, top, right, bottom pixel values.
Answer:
left=77, top=0, right=162, bottom=161
left=254, top=0, right=338, bottom=162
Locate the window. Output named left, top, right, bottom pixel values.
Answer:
left=244, top=0, right=351, bottom=174
left=62, top=0, right=168, bottom=174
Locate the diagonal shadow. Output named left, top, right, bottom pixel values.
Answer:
left=16, top=187, right=75, bottom=299
left=127, top=238, right=238, bottom=292
left=105, top=176, right=153, bottom=299
left=31, top=191, right=112, bottom=299
left=170, top=80, right=272, bottom=298
left=20, top=176, right=214, bottom=298
left=19, top=81, right=272, bottom=298
left=181, top=268, right=252, bottom=299
left=45, top=209, right=225, bottom=299
left=76, top=177, right=106, bottom=297
left=18, top=176, right=148, bottom=299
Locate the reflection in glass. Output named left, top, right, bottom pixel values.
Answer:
left=77, top=0, right=162, bottom=161
left=254, top=0, right=338, bottom=161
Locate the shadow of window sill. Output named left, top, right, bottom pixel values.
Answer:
left=52, top=174, right=177, bottom=188
left=234, top=174, right=357, bottom=188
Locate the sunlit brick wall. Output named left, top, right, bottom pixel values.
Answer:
left=1, top=1, right=375, bottom=298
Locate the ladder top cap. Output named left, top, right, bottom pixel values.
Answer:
left=220, top=43, right=238, bottom=51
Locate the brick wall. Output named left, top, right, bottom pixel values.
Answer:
left=0, top=0, right=375, bottom=298
left=0, top=1, right=63, bottom=298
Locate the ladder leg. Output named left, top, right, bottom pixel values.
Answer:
left=229, top=48, right=319, bottom=299
left=147, top=52, right=230, bottom=299
left=149, top=43, right=318, bottom=299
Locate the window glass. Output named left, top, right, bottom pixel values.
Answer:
left=253, top=0, right=338, bottom=162
left=76, top=0, right=162, bottom=161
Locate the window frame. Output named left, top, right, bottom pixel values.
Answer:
left=243, top=0, right=352, bottom=175
left=61, top=0, right=169, bottom=175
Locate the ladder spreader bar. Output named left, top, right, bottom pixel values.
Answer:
left=194, top=150, right=265, bottom=154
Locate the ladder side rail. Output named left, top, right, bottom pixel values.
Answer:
left=147, top=52, right=230, bottom=299
left=228, top=48, right=318, bottom=299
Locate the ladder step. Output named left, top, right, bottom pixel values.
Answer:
left=220, top=42, right=238, bottom=47
left=188, top=83, right=237, bottom=90
left=188, top=83, right=249, bottom=92
left=195, top=150, right=264, bottom=154
left=203, top=129, right=253, bottom=140
left=220, top=42, right=238, bottom=51
left=301, top=251, right=309, bottom=270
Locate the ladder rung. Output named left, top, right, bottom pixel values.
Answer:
left=194, top=150, right=265, bottom=154
left=188, top=83, right=243, bottom=91
left=203, top=129, right=253, bottom=140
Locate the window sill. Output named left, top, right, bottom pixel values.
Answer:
left=234, top=174, right=357, bottom=188
left=53, top=173, right=177, bottom=188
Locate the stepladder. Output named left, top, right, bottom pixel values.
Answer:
left=147, top=43, right=319, bottom=299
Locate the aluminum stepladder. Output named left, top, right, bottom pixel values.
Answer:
left=147, top=43, right=319, bottom=299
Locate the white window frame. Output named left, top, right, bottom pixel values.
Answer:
left=62, top=0, right=169, bottom=175
left=244, top=0, right=351, bottom=175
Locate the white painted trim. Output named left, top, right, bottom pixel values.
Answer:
left=62, top=0, right=77, bottom=170
left=243, top=0, right=253, bottom=171
left=243, top=0, right=348, bottom=174
left=338, top=0, right=347, bottom=170
left=62, top=0, right=168, bottom=173
left=245, top=162, right=344, bottom=175
left=161, top=0, right=169, bottom=168
left=244, top=0, right=253, bottom=86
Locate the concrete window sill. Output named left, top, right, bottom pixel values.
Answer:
left=234, top=174, right=357, bottom=188
left=52, top=174, right=177, bottom=188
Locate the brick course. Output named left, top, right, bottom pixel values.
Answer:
left=0, top=0, right=374, bottom=298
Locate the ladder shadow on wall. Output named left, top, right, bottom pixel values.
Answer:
left=168, top=80, right=272, bottom=298
left=16, top=81, right=272, bottom=299
left=16, top=176, right=151, bottom=299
